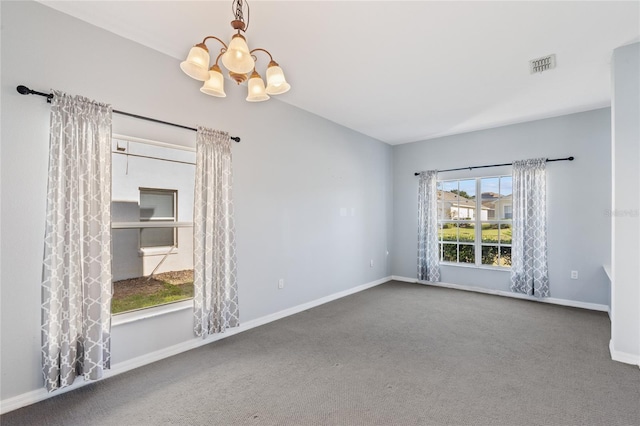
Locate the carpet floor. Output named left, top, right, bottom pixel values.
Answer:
left=2, top=281, right=639, bottom=425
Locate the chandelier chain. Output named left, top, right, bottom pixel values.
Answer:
left=232, top=0, right=250, bottom=32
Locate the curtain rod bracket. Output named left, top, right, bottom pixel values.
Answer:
left=16, top=85, right=241, bottom=143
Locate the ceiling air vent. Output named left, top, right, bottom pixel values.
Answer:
left=529, top=54, right=556, bottom=74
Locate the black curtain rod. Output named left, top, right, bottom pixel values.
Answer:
left=16, top=85, right=241, bottom=143
left=413, top=156, right=574, bottom=176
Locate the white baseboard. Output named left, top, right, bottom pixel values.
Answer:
left=0, top=276, right=390, bottom=415
left=609, top=340, right=640, bottom=367
left=391, top=275, right=610, bottom=312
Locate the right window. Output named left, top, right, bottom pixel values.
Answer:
left=437, top=175, right=512, bottom=268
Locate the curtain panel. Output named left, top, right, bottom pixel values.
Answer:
left=193, top=127, right=239, bottom=337
left=41, top=91, right=113, bottom=392
left=510, top=158, right=549, bottom=297
left=418, top=170, right=441, bottom=282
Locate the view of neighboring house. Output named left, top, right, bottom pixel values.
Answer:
left=437, top=190, right=489, bottom=220
left=437, top=190, right=512, bottom=221
left=481, top=192, right=513, bottom=220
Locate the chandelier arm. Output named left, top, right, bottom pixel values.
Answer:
left=250, top=48, right=274, bottom=62
left=212, top=51, right=225, bottom=67
left=201, top=36, right=228, bottom=50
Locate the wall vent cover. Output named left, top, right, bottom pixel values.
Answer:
left=529, top=54, right=556, bottom=74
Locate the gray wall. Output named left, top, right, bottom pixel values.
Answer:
left=392, top=108, right=612, bottom=305
left=611, top=42, right=640, bottom=362
left=0, top=1, right=392, bottom=401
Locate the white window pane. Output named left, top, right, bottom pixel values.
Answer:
left=459, top=223, right=475, bottom=243
left=500, top=223, right=512, bottom=245
left=458, top=179, right=476, bottom=199
left=457, top=180, right=476, bottom=220
left=497, top=176, right=513, bottom=220
left=442, top=181, right=459, bottom=220
left=140, top=227, right=174, bottom=247
left=481, top=177, right=500, bottom=220
left=459, top=244, right=475, bottom=263
left=500, top=176, right=513, bottom=197
left=140, top=192, right=174, bottom=219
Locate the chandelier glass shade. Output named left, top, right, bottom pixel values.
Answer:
left=221, top=34, right=254, bottom=74
left=180, top=45, right=211, bottom=81
left=180, top=0, right=290, bottom=102
left=265, top=62, right=291, bottom=95
left=246, top=70, right=270, bottom=102
left=200, top=65, right=226, bottom=97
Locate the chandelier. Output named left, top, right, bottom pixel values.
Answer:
left=180, top=0, right=290, bottom=102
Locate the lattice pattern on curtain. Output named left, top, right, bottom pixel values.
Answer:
left=41, top=90, right=113, bottom=392
left=193, top=127, right=239, bottom=337
left=418, top=170, right=441, bottom=282
left=510, top=158, right=549, bottom=297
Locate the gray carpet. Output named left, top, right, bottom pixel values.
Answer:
left=2, top=281, right=639, bottom=426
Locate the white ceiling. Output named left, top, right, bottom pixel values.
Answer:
left=39, top=1, right=640, bottom=145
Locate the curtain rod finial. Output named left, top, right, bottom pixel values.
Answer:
left=17, top=85, right=31, bottom=95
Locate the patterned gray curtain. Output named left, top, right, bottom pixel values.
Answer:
left=41, top=91, right=113, bottom=392
left=193, top=127, right=239, bottom=337
left=510, top=158, right=549, bottom=297
left=418, top=170, right=441, bottom=282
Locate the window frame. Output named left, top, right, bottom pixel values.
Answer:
left=437, top=175, right=512, bottom=269
left=139, top=187, right=178, bottom=249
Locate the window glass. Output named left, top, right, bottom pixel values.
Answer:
left=139, top=189, right=176, bottom=248
left=140, top=227, right=174, bottom=248
left=140, top=191, right=174, bottom=219
left=439, top=175, right=512, bottom=268
left=111, top=139, right=195, bottom=314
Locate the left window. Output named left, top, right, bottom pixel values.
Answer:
left=111, top=139, right=195, bottom=314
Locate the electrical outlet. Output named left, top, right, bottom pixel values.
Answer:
left=370, top=259, right=374, bottom=268
left=570, top=271, right=578, bottom=280
left=278, top=279, right=284, bottom=289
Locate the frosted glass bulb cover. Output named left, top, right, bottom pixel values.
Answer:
left=200, top=67, right=226, bottom=97
left=246, top=74, right=270, bottom=102
left=221, top=35, right=255, bottom=74
left=265, top=63, right=291, bottom=95
left=180, top=45, right=210, bottom=81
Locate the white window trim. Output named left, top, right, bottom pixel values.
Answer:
left=138, top=246, right=179, bottom=257
left=112, top=222, right=194, bottom=229
left=111, top=299, right=193, bottom=323
left=439, top=260, right=512, bottom=272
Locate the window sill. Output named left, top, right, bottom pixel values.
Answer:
left=112, top=299, right=193, bottom=326
left=440, top=262, right=511, bottom=272
left=138, top=246, right=178, bottom=256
